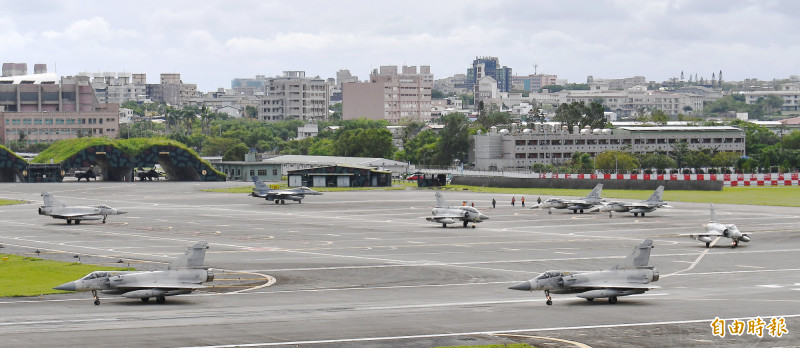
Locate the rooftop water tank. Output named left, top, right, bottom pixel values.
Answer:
left=592, top=128, right=601, bottom=135
left=580, top=129, right=590, bottom=135
left=499, top=129, right=510, bottom=135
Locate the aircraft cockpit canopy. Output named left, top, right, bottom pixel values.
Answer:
left=534, top=271, right=563, bottom=280
left=81, top=271, right=109, bottom=280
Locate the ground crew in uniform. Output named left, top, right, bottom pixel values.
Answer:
left=492, top=198, right=496, bottom=208
left=512, top=197, right=516, bottom=206
left=521, top=196, right=525, bottom=207
left=537, top=196, right=542, bottom=205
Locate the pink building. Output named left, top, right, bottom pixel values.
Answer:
left=342, top=65, right=433, bottom=124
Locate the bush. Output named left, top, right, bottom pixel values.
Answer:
left=682, top=169, right=692, bottom=174
left=696, top=169, right=705, bottom=174
left=670, top=169, right=680, bottom=174
left=644, top=169, right=653, bottom=174
left=708, top=168, right=718, bottom=174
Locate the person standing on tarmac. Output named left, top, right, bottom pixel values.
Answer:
left=492, top=198, right=496, bottom=208
left=521, top=196, right=525, bottom=207
left=511, top=197, right=516, bottom=206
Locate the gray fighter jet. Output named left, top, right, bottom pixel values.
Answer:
left=591, top=185, right=671, bottom=217
left=687, top=204, right=751, bottom=248
left=38, top=192, right=126, bottom=224
left=425, top=191, right=489, bottom=228
left=530, top=183, right=604, bottom=214
left=509, top=239, right=659, bottom=305
left=53, top=241, right=214, bottom=305
left=251, top=176, right=322, bottom=204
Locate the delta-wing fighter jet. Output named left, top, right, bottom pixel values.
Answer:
left=38, top=192, right=126, bottom=224
left=592, top=185, right=671, bottom=217
left=54, top=241, right=214, bottom=305
left=530, top=183, right=604, bottom=214
left=251, top=175, right=322, bottom=204
left=687, top=204, right=751, bottom=248
left=509, top=239, right=659, bottom=305
left=425, top=191, right=489, bottom=228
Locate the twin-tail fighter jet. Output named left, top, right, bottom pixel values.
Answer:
left=591, top=185, right=671, bottom=217
left=509, top=239, right=659, bottom=305
left=530, top=183, right=605, bottom=214
left=425, top=191, right=489, bottom=228
left=54, top=241, right=214, bottom=305
left=251, top=175, right=322, bottom=204
left=687, top=204, right=751, bottom=248
left=38, top=192, right=126, bottom=224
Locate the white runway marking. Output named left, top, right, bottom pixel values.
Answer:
left=175, top=314, right=800, bottom=348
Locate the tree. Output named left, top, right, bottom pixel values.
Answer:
left=650, top=109, right=669, bottom=125
left=476, top=111, right=512, bottom=130
left=245, top=105, right=258, bottom=118
left=437, top=113, right=471, bottom=165
left=222, top=143, right=249, bottom=161
left=670, top=140, right=690, bottom=168
left=595, top=151, right=639, bottom=173
left=431, top=89, right=446, bottom=99
left=329, top=103, right=342, bottom=120
left=639, top=152, right=676, bottom=171
left=711, top=152, right=741, bottom=169
left=553, top=102, right=583, bottom=130
left=569, top=152, right=594, bottom=173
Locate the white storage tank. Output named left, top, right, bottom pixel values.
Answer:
left=592, top=128, right=601, bottom=135
left=523, top=128, right=533, bottom=133
left=601, top=129, right=612, bottom=135
left=499, top=129, right=510, bottom=135
left=573, top=125, right=579, bottom=134
left=580, top=128, right=590, bottom=135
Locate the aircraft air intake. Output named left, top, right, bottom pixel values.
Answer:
left=206, top=269, right=215, bottom=282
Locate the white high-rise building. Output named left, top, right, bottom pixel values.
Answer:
left=259, top=71, right=330, bottom=122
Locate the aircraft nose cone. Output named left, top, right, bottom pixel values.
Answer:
left=116, top=209, right=127, bottom=215
left=480, top=214, right=489, bottom=220
left=509, top=281, right=532, bottom=291
left=53, top=282, right=77, bottom=291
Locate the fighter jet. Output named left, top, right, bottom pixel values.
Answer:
left=425, top=191, right=489, bottom=228
left=509, top=239, right=659, bottom=305
left=53, top=241, right=214, bottom=305
left=530, top=183, right=605, bottom=214
left=251, top=175, right=322, bottom=204
left=687, top=204, right=751, bottom=248
left=38, top=192, right=126, bottom=224
left=591, top=185, right=671, bottom=217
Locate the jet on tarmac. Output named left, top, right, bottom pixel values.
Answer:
left=425, top=191, right=489, bottom=228
left=54, top=241, right=214, bottom=305
left=509, top=239, right=659, bottom=305
left=591, top=185, right=671, bottom=217
left=530, top=183, right=605, bottom=214
left=687, top=204, right=751, bottom=248
left=38, top=192, right=126, bottom=224
left=251, top=175, right=322, bottom=204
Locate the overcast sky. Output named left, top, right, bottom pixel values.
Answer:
left=3, top=0, right=798, bottom=91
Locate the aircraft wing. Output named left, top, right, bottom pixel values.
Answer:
left=574, top=282, right=657, bottom=290
left=51, top=214, right=102, bottom=220
left=427, top=214, right=465, bottom=220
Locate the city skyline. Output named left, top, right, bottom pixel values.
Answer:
left=3, top=0, right=799, bottom=91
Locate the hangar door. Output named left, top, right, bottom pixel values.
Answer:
left=337, top=176, right=350, bottom=187
left=288, top=175, right=303, bottom=187
left=312, top=175, right=326, bottom=187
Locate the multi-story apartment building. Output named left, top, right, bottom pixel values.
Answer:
left=0, top=74, right=120, bottom=145
left=433, top=74, right=469, bottom=95
left=472, top=124, right=745, bottom=170
left=77, top=72, right=148, bottom=104
left=146, top=73, right=198, bottom=106
left=560, top=85, right=704, bottom=117
left=186, top=88, right=260, bottom=117
left=232, top=75, right=269, bottom=95
left=258, top=71, right=330, bottom=122
left=742, top=84, right=800, bottom=113
left=512, top=74, right=558, bottom=93
left=342, top=65, right=433, bottom=124
left=466, top=57, right=512, bottom=93
left=586, top=75, right=647, bottom=90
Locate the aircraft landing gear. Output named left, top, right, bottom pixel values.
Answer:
left=706, top=242, right=711, bottom=248
left=545, top=290, right=552, bottom=306
left=442, top=223, right=447, bottom=228
left=472, top=224, right=476, bottom=229
left=641, top=213, right=645, bottom=217
left=573, top=210, right=577, bottom=214
left=141, top=298, right=149, bottom=303
left=586, top=298, right=594, bottom=302
left=580, top=209, right=584, bottom=214
left=609, top=212, right=613, bottom=218
left=634, top=213, right=638, bottom=217
left=732, top=241, right=739, bottom=248
left=67, top=220, right=72, bottom=225
left=463, top=221, right=468, bottom=228
left=92, top=290, right=100, bottom=305
left=608, top=296, right=618, bottom=304
left=75, top=220, right=81, bottom=225
left=102, top=216, right=107, bottom=223
left=156, top=296, right=166, bottom=304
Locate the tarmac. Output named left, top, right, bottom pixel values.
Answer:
left=0, top=181, right=798, bottom=348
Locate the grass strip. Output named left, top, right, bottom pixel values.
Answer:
left=0, top=254, right=133, bottom=297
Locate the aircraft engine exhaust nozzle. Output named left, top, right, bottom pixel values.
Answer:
left=206, top=269, right=215, bottom=282
left=509, top=281, right=532, bottom=291
left=53, top=282, right=77, bottom=291
left=652, top=269, right=660, bottom=281
left=38, top=207, right=46, bottom=215
left=740, top=235, right=751, bottom=242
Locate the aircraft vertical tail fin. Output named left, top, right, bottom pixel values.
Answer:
left=41, top=192, right=64, bottom=208
left=709, top=203, right=717, bottom=223
left=252, top=175, right=269, bottom=193
left=586, top=184, right=603, bottom=199
left=434, top=191, right=450, bottom=207
left=168, top=241, right=209, bottom=270
left=614, top=239, right=654, bottom=269
left=646, top=186, right=665, bottom=203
